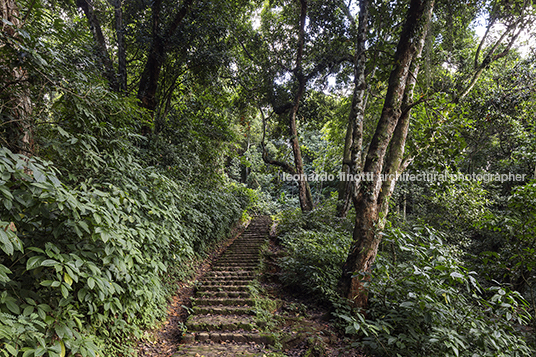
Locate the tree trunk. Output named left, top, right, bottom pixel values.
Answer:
left=339, top=0, right=435, bottom=309
left=289, top=75, right=313, bottom=211
left=114, top=0, right=126, bottom=91
left=289, top=0, right=313, bottom=212
left=77, top=0, right=119, bottom=92
left=137, top=0, right=195, bottom=112
left=1, top=0, right=34, bottom=157
left=337, top=0, right=369, bottom=218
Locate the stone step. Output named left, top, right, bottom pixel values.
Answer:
left=211, top=266, right=256, bottom=272
left=178, top=216, right=274, bottom=356
left=192, top=297, right=255, bottom=306
left=192, top=305, right=254, bottom=315
left=186, top=315, right=257, bottom=332
left=212, top=264, right=258, bottom=270
left=215, top=260, right=259, bottom=265
left=214, top=260, right=259, bottom=265
left=196, top=290, right=250, bottom=298
left=223, top=249, right=262, bottom=253
left=202, top=277, right=253, bottom=283
left=197, top=285, right=249, bottom=292
left=203, top=272, right=254, bottom=278
left=219, top=256, right=259, bottom=260
left=201, top=279, right=251, bottom=285
left=174, top=343, right=269, bottom=356
left=218, top=255, right=260, bottom=259
left=180, top=332, right=276, bottom=345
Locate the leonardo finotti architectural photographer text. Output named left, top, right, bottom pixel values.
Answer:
left=281, top=172, right=527, bottom=183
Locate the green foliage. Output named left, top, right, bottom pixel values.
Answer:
left=354, top=225, right=534, bottom=357
left=473, top=180, right=536, bottom=334
left=276, top=200, right=353, bottom=301
left=276, top=206, right=534, bottom=356
left=0, top=146, right=249, bottom=356
left=279, top=228, right=350, bottom=300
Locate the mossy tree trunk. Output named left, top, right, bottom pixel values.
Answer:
left=337, top=0, right=370, bottom=218
left=1, top=0, right=34, bottom=157
left=338, top=0, right=435, bottom=310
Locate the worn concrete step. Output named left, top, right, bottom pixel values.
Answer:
left=214, top=260, right=259, bottom=265
left=227, top=241, right=264, bottom=245
left=186, top=315, right=257, bottom=332
left=201, top=279, right=252, bottom=285
left=180, top=332, right=276, bottom=346
left=212, top=263, right=259, bottom=271
left=215, top=261, right=259, bottom=266
left=174, top=343, right=269, bottom=356
left=197, top=285, right=249, bottom=292
left=192, top=305, right=254, bottom=315
left=204, top=272, right=254, bottom=278
left=211, top=266, right=256, bottom=272
left=196, top=290, right=250, bottom=298
left=223, top=246, right=260, bottom=253
left=219, top=256, right=259, bottom=260
left=201, top=271, right=255, bottom=285
left=217, top=256, right=260, bottom=261
left=192, top=297, right=255, bottom=306
left=226, top=246, right=262, bottom=249
left=228, top=241, right=264, bottom=245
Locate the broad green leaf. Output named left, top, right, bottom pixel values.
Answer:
left=64, top=272, right=73, bottom=286
left=61, top=284, right=69, bottom=298
left=34, top=346, right=47, bottom=357
left=23, top=306, right=34, bottom=316
left=450, top=272, right=463, bottom=279
left=0, top=229, right=14, bottom=255
left=5, top=299, right=20, bottom=314
left=5, top=344, right=17, bottom=356
left=33, top=169, right=46, bottom=183
left=41, top=259, right=60, bottom=267
left=60, top=340, right=66, bottom=357
left=27, top=256, right=45, bottom=270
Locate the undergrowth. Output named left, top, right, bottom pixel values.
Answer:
left=275, top=202, right=535, bottom=357
left=0, top=87, right=255, bottom=356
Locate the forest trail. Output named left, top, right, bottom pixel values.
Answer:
left=175, top=216, right=273, bottom=356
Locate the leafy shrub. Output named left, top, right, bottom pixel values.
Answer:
left=275, top=207, right=534, bottom=356
left=278, top=229, right=351, bottom=300
left=341, top=226, right=534, bottom=357
left=276, top=201, right=353, bottom=301
left=0, top=147, right=249, bottom=356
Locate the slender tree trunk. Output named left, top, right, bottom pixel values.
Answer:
left=337, top=0, right=369, bottom=218
left=378, top=12, right=429, bottom=218
left=77, top=0, right=119, bottom=92
left=137, top=0, right=195, bottom=112
left=289, top=0, right=313, bottom=212
left=114, top=0, right=126, bottom=91
left=339, top=0, right=435, bottom=309
left=1, top=0, right=33, bottom=157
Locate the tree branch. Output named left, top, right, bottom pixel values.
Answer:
left=259, top=106, right=296, bottom=174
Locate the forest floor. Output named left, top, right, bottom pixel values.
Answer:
left=136, top=217, right=367, bottom=357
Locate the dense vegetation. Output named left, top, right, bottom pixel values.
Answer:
left=1, top=0, right=536, bottom=356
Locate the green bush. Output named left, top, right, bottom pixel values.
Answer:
left=0, top=147, right=249, bottom=356
left=340, top=226, right=534, bottom=357
left=278, top=229, right=351, bottom=300
left=275, top=207, right=534, bottom=356
left=276, top=201, right=353, bottom=301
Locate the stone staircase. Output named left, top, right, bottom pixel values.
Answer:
left=175, top=216, right=274, bottom=356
